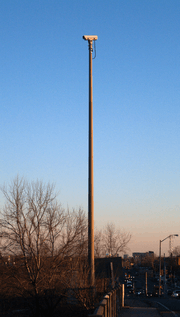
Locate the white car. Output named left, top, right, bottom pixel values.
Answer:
left=171, top=290, right=180, bottom=298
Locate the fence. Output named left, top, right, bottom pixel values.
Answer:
left=88, top=284, right=124, bottom=317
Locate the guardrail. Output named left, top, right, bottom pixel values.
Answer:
left=88, top=284, right=124, bottom=317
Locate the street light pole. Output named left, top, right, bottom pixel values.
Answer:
left=159, top=234, right=178, bottom=296
left=83, top=35, right=98, bottom=287
left=159, top=239, right=162, bottom=296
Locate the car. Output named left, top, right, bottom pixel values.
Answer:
left=171, top=290, right=180, bottom=298
left=126, top=280, right=133, bottom=288
left=135, top=290, right=141, bottom=296
left=135, top=289, right=145, bottom=296
left=127, top=283, right=133, bottom=288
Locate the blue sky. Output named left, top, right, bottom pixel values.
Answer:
left=1, top=0, right=180, bottom=255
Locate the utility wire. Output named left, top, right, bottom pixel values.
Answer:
left=93, top=40, right=96, bottom=59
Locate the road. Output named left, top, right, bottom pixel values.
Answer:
left=125, top=273, right=180, bottom=316
left=149, top=296, right=180, bottom=316
left=125, top=294, right=180, bottom=317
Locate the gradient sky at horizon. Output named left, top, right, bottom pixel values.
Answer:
left=1, top=0, right=180, bottom=256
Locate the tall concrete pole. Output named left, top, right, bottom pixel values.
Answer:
left=83, top=35, right=98, bottom=287
left=88, top=39, right=94, bottom=287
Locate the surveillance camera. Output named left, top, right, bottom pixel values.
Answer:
left=83, top=35, right=98, bottom=41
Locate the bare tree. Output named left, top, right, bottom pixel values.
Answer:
left=0, top=176, right=88, bottom=316
left=102, top=223, right=131, bottom=257
left=94, top=223, right=131, bottom=258
left=0, top=177, right=131, bottom=314
left=172, top=246, right=180, bottom=257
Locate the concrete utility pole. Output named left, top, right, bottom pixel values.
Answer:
left=83, top=35, right=98, bottom=287
left=145, top=271, right=148, bottom=296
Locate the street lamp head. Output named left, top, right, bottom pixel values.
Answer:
left=83, top=35, right=98, bottom=41
left=174, top=234, right=179, bottom=237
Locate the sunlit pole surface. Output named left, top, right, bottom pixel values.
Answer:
left=83, top=35, right=98, bottom=287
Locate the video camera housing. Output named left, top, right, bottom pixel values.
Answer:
left=83, top=35, right=98, bottom=41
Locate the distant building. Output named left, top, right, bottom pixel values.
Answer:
left=132, top=251, right=154, bottom=266
left=133, top=251, right=154, bottom=259
left=124, top=254, right=129, bottom=259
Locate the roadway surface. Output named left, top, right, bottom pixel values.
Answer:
left=123, top=272, right=180, bottom=316
left=123, top=294, right=180, bottom=317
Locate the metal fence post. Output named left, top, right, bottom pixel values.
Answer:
left=108, top=292, right=112, bottom=317
left=104, top=295, right=109, bottom=317
left=121, top=284, right=124, bottom=308
left=114, top=290, right=116, bottom=317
